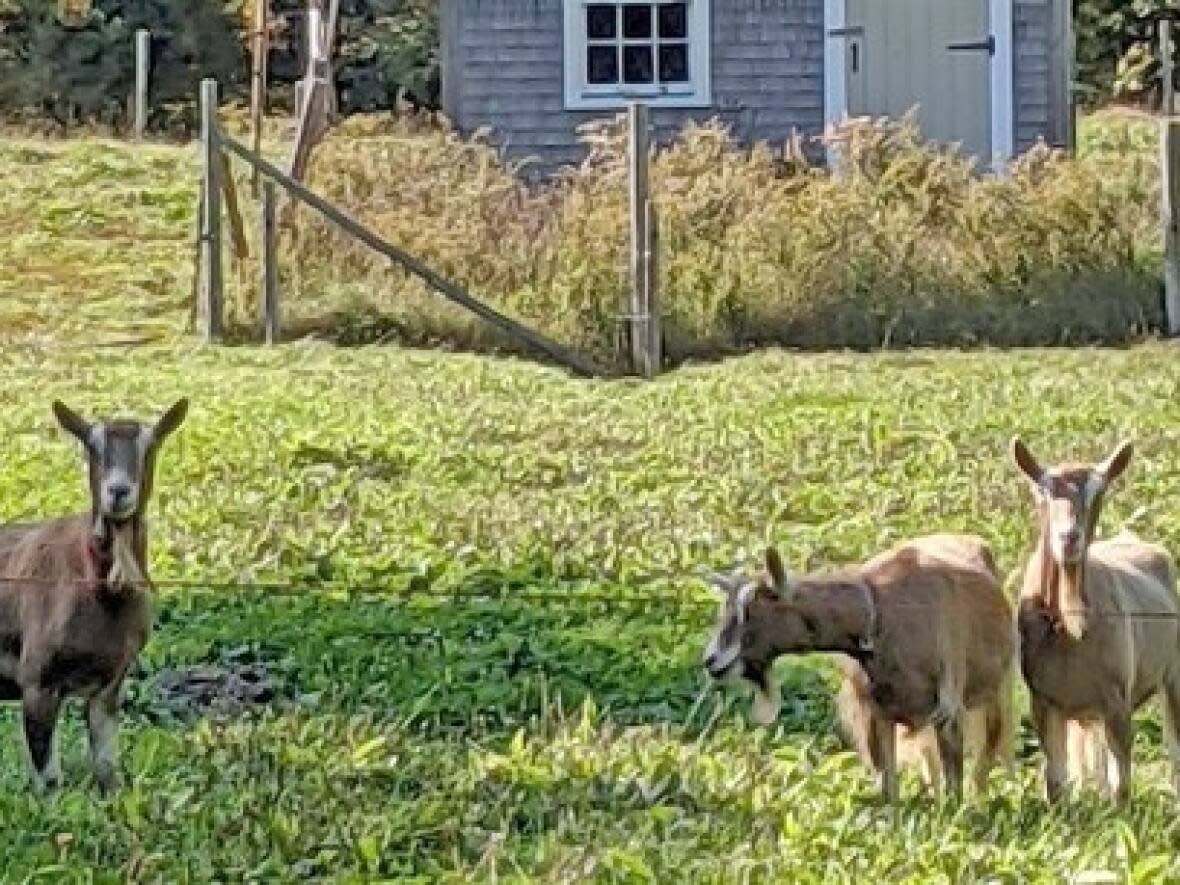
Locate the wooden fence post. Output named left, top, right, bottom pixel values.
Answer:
left=288, top=0, right=340, bottom=182
left=261, top=180, right=279, bottom=344
left=133, top=29, right=150, bottom=140
left=1163, top=118, right=1180, bottom=336
left=628, top=102, right=657, bottom=377
left=646, top=198, right=661, bottom=371
left=199, top=78, right=224, bottom=341
left=250, top=0, right=269, bottom=196
left=1163, top=20, right=1176, bottom=118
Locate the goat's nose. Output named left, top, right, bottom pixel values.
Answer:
left=109, top=483, right=131, bottom=503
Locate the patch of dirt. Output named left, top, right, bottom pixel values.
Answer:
left=150, top=645, right=291, bottom=719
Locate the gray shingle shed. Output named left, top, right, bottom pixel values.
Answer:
left=440, top=0, right=1073, bottom=174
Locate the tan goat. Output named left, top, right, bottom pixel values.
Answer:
left=0, top=399, right=187, bottom=792
left=702, top=534, right=1015, bottom=800
left=1011, top=438, right=1180, bottom=803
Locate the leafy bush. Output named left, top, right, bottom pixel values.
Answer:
left=221, top=113, right=1161, bottom=365
left=0, top=0, right=437, bottom=128
left=1075, top=0, right=1174, bottom=107
left=0, top=0, right=244, bottom=128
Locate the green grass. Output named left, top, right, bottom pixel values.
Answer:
left=5, top=343, right=1180, bottom=881
left=2, top=118, right=1180, bottom=880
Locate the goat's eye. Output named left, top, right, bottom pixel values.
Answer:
left=741, top=632, right=755, bottom=648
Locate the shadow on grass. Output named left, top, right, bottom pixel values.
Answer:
left=211, top=266, right=1164, bottom=381
left=133, top=564, right=838, bottom=743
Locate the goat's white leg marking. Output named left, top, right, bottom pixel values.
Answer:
left=1103, top=714, right=1133, bottom=804
left=87, top=687, right=122, bottom=792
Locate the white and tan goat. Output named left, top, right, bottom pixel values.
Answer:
left=703, top=534, right=1015, bottom=800
left=1011, top=438, right=1180, bottom=803
left=0, top=399, right=187, bottom=792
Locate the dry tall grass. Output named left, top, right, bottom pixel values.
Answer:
left=222, top=112, right=1161, bottom=365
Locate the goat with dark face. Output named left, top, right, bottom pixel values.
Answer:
left=702, top=535, right=1016, bottom=801
left=0, top=399, right=187, bottom=793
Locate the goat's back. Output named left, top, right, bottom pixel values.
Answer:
left=1087, top=534, right=1179, bottom=700
left=860, top=534, right=1014, bottom=715
left=1088, top=533, right=1178, bottom=615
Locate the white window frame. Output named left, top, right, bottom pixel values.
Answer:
left=563, top=0, right=712, bottom=110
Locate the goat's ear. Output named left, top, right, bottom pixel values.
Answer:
left=150, top=398, right=189, bottom=444
left=1010, top=437, right=1043, bottom=486
left=52, top=400, right=91, bottom=444
left=1097, top=440, right=1133, bottom=484
left=764, top=546, right=793, bottom=597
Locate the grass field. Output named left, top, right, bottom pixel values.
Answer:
left=2, top=117, right=1180, bottom=880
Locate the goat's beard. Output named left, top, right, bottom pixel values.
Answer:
left=742, top=660, right=781, bottom=726
left=107, top=521, right=146, bottom=589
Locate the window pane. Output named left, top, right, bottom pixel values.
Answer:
left=658, top=3, right=687, bottom=39
left=658, top=43, right=688, bottom=82
left=623, top=45, right=654, bottom=83
left=623, top=4, right=652, bottom=38
left=586, top=4, right=617, bottom=39
left=588, top=45, right=620, bottom=84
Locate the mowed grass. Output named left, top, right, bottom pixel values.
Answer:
left=1, top=120, right=1180, bottom=880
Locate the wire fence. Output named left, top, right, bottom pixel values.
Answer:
left=1, top=573, right=1179, bottom=621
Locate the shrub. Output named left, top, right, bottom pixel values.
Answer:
left=220, top=113, right=1161, bottom=367
left=0, top=0, right=244, bottom=129
left=0, top=0, right=438, bottom=129
left=1075, top=0, right=1174, bottom=107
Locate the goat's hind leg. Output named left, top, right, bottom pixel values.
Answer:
left=22, top=688, right=62, bottom=793
left=87, top=680, right=124, bottom=794
left=867, top=713, right=899, bottom=802
left=1103, top=713, right=1134, bottom=804
left=1162, top=668, right=1180, bottom=798
left=934, top=713, right=966, bottom=799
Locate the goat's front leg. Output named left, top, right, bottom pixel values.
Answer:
left=867, top=712, right=898, bottom=802
left=22, top=688, right=62, bottom=793
left=1031, top=695, right=1068, bottom=803
left=87, top=680, right=124, bottom=794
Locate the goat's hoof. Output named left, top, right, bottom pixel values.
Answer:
left=32, top=776, right=61, bottom=795
left=93, top=768, right=119, bottom=795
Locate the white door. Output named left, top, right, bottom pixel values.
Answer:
left=844, top=0, right=993, bottom=159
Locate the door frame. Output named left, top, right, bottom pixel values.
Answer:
left=822, top=0, right=1015, bottom=168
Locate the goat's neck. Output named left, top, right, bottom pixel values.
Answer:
left=1029, top=522, right=1088, bottom=639
left=772, top=578, right=875, bottom=657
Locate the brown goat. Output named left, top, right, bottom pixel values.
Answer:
left=1011, top=438, right=1180, bottom=803
left=0, top=399, right=187, bottom=792
left=702, top=534, right=1015, bottom=800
